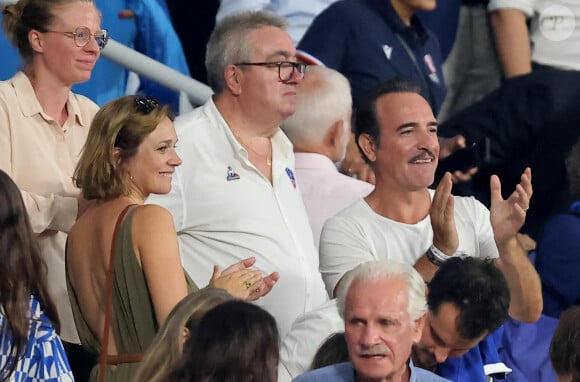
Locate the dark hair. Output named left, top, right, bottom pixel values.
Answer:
left=311, top=332, right=349, bottom=370
left=427, top=257, right=510, bottom=340
left=550, top=306, right=580, bottom=380
left=167, top=300, right=279, bottom=382
left=2, top=0, right=95, bottom=63
left=353, top=77, right=423, bottom=163
left=0, top=170, right=60, bottom=380
left=74, top=95, right=174, bottom=200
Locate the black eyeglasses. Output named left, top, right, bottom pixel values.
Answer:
left=134, top=96, right=160, bottom=114
left=234, top=61, right=307, bottom=82
left=44, top=26, right=109, bottom=50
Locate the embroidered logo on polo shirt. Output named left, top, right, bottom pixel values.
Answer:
left=285, top=167, right=296, bottom=188
left=424, top=54, right=440, bottom=84
left=382, top=44, right=393, bottom=60
left=226, top=166, right=240, bottom=181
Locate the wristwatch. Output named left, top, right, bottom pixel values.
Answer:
left=425, top=245, right=453, bottom=267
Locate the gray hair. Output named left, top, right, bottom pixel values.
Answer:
left=337, top=260, right=427, bottom=321
left=205, top=10, right=287, bottom=94
left=282, top=66, right=352, bottom=147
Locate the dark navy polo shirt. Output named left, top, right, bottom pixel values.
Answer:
left=298, top=0, right=447, bottom=115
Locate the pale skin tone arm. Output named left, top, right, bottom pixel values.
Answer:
left=490, top=167, right=542, bottom=322
left=211, top=257, right=280, bottom=301
left=135, top=206, right=279, bottom=325
left=415, top=172, right=458, bottom=281
left=135, top=204, right=190, bottom=325
left=424, top=168, right=542, bottom=322
left=490, top=8, right=533, bottom=78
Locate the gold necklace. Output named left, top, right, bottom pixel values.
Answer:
left=233, top=132, right=272, bottom=167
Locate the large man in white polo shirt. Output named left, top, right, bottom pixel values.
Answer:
left=147, top=11, right=328, bottom=337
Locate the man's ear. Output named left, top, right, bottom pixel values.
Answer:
left=358, top=133, right=377, bottom=162
left=28, top=29, right=44, bottom=53
left=413, top=313, right=428, bottom=343
left=327, top=119, right=345, bottom=148
left=224, top=64, right=242, bottom=95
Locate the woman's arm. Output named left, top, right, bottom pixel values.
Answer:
left=134, top=204, right=189, bottom=325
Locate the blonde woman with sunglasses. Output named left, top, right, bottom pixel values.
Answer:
left=67, top=95, right=272, bottom=382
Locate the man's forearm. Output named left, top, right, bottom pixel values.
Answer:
left=495, top=236, right=542, bottom=322
left=414, top=255, right=439, bottom=282
left=490, top=8, right=533, bottom=78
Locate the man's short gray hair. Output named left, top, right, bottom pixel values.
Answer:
left=282, top=66, right=352, bottom=147
left=205, top=11, right=288, bottom=94
left=336, top=260, right=428, bottom=321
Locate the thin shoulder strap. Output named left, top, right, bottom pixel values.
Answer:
left=98, top=204, right=135, bottom=382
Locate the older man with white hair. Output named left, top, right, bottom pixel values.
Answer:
left=292, top=260, right=449, bottom=382
left=282, top=66, right=373, bottom=247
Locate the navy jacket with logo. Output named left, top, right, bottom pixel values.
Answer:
left=298, top=0, right=447, bottom=114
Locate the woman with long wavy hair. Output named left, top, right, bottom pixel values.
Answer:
left=0, top=169, right=73, bottom=381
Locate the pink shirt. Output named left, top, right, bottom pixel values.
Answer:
left=294, top=153, right=374, bottom=248
left=0, top=71, right=98, bottom=343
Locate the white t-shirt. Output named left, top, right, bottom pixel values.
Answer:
left=278, top=299, right=344, bottom=382
left=319, top=190, right=499, bottom=296
left=488, top=0, right=580, bottom=70
left=147, top=99, right=328, bottom=337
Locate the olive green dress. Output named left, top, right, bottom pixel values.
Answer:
left=67, top=205, right=197, bottom=381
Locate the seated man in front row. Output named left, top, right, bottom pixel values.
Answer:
left=413, top=257, right=511, bottom=380
left=281, top=257, right=512, bottom=381
left=316, top=77, right=542, bottom=380
left=293, top=259, right=450, bottom=382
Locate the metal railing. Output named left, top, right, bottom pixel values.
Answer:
left=0, top=0, right=213, bottom=106
left=102, top=39, right=213, bottom=106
